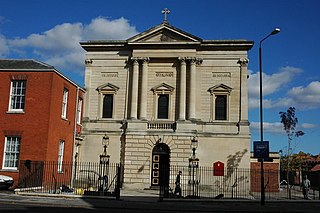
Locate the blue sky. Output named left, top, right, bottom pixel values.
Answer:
left=1, top=0, right=319, bottom=155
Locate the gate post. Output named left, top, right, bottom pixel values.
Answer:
left=115, top=164, right=121, bottom=200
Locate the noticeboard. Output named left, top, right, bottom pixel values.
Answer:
left=253, top=141, right=269, bottom=159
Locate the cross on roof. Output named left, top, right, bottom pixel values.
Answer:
left=161, top=8, right=170, bottom=23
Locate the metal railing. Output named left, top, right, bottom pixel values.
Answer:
left=160, top=166, right=320, bottom=200
left=17, top=160, right=121, bottom=199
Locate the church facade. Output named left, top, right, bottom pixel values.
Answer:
left=80, top=21, right=254, bottom=189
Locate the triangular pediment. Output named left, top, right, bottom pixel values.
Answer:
left=128, top=23, right=202, bottom=43
left=151, top=83, right=175, bottom=92
left=97, top=83, right=119, bottom=92
left=208, top=84, right=232, bottom=93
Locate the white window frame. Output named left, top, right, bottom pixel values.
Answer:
left=77, top=98, right=83, bottom=124
left=2, top=136, right=21, bottom=170
left=57, top=140, right=65, bottom=172
left=61, top=88, right=69, bottom=119
left=8, top=80, right=26, bottom=112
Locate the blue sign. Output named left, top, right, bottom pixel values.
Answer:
left=253, top=141, right=269, bottom=159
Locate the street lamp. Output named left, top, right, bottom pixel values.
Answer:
left=99, top=134, right=110, bottom=194
left=259, top=28, right=280, bottom=205
left=189, top=136, right=199, bottom=198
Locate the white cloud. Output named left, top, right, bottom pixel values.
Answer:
left=0, top=34, right=9, bottom=57
left=250, top=121, right=284, bottom=134
left=3, top=17, right=138, bottom=75
left=83, top=17, right=137, bottom=40
left=250, top=121, right=316, bottom=134
left=287, top=81, right=320, bottom=109
left=248, top=66, right=302, bottom=98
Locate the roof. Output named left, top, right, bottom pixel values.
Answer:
left=80, top=22, right=254, bottom=51
left=0, top=59, right=53, bottom=70
left=0, top=59, right=84, bottom=91
left=310, top=164, right=320, bottom=172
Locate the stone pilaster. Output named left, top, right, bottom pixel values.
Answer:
left=139, top=57, right=149, bottom=120
left=130, top=57, right=139, bottom=119
left=178, top=57, right=186, bottom=121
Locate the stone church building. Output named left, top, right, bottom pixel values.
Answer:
left=80, top=19, right=254, bottom=189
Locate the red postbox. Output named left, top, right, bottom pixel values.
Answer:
left=213, top=161, right=224, bottom=176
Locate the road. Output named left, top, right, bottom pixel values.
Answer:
left=0, top=190, right=320, bottom=212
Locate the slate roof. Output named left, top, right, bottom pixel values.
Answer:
left=0, top=59, right=54, bottom=70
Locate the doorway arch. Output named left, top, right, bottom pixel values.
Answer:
left=151, top=143, right=170, bottom=187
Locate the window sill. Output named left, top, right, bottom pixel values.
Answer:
left=0, top=169, right=19, bottom=172
left=6, top=111, right=25, bottom=114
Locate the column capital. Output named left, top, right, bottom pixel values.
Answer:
left=238, top=58, right=249, bottom=66
left=142, top=57, right=150, bottom=63
left=131, top=57, right=141, bottom=64
left=178, top=57, right=187, bottom=64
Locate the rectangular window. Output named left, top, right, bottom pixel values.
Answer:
left=158, top=94, right=169, bottom=119
left=77, top=98, right=83, bottom=124
left=58, top=140, right=65, bottom=172
left=3, top=136, right=21, bottom=169
left=215, top=95, right=227, bottom=120
left=102, top=94, right=113, bottom=118
left=9, top=80, right=26, bottom=112
left=61, top=89, right=68, bottom=119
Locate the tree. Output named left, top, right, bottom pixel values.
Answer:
left=279, top=107, right=305, bottom=199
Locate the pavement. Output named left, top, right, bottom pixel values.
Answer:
left=0, top=188, right=320, bottom=212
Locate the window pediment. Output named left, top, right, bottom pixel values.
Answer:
left=97, top=83, right=119, bottom=93
left=208, top=84, right=232, bottom=94
left=151, top=83, right=174, bottom=93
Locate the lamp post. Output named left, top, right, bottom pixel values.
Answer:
left=99, top=134, right=110, bottom=194
left=189, top=136, right=199, bottom=197
left=259, top=28, right=280, bottom=205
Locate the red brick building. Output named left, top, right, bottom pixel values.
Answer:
left=250, top=152, right=280, bottom=192
left=0, top=59, right=84, bottom=187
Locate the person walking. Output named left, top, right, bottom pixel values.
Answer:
left=302, top=175, right=311, bottom=199
left=174, top=171, right=182, bottom=197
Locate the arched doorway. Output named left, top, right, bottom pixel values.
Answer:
left=151, top=143, right=170, bottom=188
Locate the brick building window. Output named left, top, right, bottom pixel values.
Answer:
left=9, top=80, right=26, bottom=112
left=77, top=98, right=83, bottom=124
left=3, top=136, right=21, bottom=170
left=58, top=140, right=65, bottom=172
left=61, top=88, right=68, bottom=119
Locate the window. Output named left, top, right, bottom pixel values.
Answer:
left=77, top=98, right=83, bottom=124
left=58, top=140, right=65, bottom=172
left=9, top=80, right=26, bottom=112
left=61, top=89, right=68, bottom=119
left=3, top=137, right=21, bottom=169
left=158, top=94, right=169, bottom=119
left=215, top=95, right=227, bottom=120
left=102, top=94, right=113, bottom=118
left=97, top=83, right=119, bottom=119
left=151, top=83, right=174, bottom=120
left=208, top=84, right=232, bottom=121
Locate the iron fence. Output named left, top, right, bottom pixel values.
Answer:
left=161, top=165, right=320, bottom=200
left=17, top=160, right=121, bottom=198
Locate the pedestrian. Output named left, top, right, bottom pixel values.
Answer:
left=302, top=175, right=311, bottom=199
left=174, top=171, right=182, bottom=197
